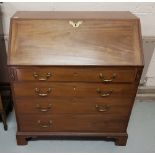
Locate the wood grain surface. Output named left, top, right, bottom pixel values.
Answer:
left=13, top=82, right=136, bottom=98
left=18, top=114, right=128, bottom=132
left=8, top=12, right=143, bottom=66
left=8, top=11, right=144, bottom=146
left=15, top=97, right=132, bottom=115
left=15, top=67, right=136, bottom=83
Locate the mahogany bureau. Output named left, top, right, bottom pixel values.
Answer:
left=8, top=11, right=144, bottom=146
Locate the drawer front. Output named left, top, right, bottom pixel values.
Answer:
left=15, top=98, right=132, bottom=115
left=18, top=114, right=128, bottom=132
left=16, top=67, right=136, bottom=83
left=13, top=82, right=135, bottom=98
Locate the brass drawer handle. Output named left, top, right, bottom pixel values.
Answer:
left=99, top=73, right=116, bottom=83
left=69, top=20, right=83, bottom=28
left=36, top=103, right=52, bottom=112
left=96, top=104, right=109, bottom=112
left=35, top=88, right=52, bottom=97
left=96, top=88, right=112, bottom=97
left=33, top=72, right=51, bottom=81
left=37, top=120, right=52, bottom=128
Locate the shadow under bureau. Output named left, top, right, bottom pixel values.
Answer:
left=8, top=11, right=144, bottom=146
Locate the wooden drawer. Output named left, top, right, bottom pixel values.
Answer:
left=15, top=98, right=132, bottom=115
left=15, top=67, right=136, bottom=83
left=13, top=82, right=135, bottom=98
left=18, top=114, right=128, bottom=132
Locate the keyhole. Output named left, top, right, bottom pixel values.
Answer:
left=73, top=87, right=76, bottom=91
left=73, top=86, right=77, bottom=96
left=73, top=72, right=78, bottom=76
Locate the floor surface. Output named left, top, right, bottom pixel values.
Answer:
left=0, top=100, right=155, bottom=153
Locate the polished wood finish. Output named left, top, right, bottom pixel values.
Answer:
left=16, top=134, right=28, bottom=145
left=15, top=98, right=132, bottom=115
left=8, top=11, right=144, bottom=146
left=18, top=114, right=128, bottom=132
left=12, top=11, right=138, bottom=20
left=115, top=135, right=128, bottom=146
left=9, top=12, right=143, bottom=66
left=16, top=132, right=128, bottom=146
left=13, top=82, right=135, bottom=98
left=16, top=67, right=136, bottom=83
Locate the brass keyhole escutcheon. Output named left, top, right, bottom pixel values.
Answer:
left=69, top=20, right=83, bottom=28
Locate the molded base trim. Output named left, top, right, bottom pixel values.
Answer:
left=16, top=131, right=128, bottom=146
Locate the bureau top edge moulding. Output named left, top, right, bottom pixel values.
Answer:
left=8, top=11, right=144, bottom=66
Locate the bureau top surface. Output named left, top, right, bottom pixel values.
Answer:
left=8, top=11, right=144, bottom=66
left=12, top=11, right=138, bottom=20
